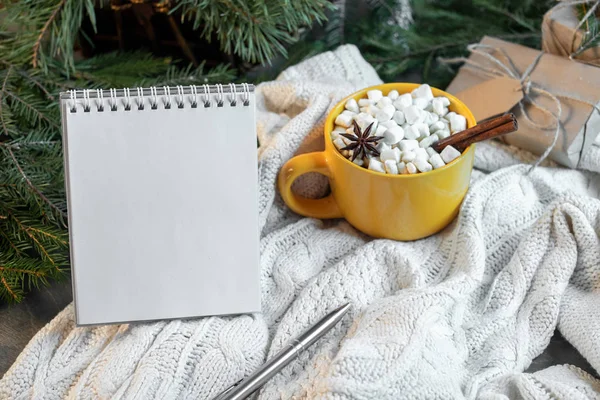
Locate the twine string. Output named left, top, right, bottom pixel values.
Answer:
left=441, top=44, right=564, bottom=170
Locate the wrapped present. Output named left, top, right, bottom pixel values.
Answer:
left=542, top=1, right=600, bottom=67
left=445, top=36, right=600, bottom=168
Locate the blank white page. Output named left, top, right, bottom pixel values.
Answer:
left=62, top=86, right=260, bottom=325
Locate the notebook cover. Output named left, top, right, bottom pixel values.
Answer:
left=61, top=86, right=260, bottom=325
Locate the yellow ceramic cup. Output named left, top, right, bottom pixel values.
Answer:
left=278, top=83, right=476, bottom=241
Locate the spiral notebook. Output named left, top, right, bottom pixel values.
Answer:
left=61, top=84, right=260, bottom=325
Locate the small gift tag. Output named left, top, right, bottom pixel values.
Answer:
left=455, top=76, right=523, bottom=121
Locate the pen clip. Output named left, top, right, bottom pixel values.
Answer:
left=212, top=378, right=243, bottom=400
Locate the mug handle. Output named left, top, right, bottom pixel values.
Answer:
left=278, top=152, right=343, bottom=219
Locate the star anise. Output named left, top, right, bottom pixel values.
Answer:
left=340, top=120, right=384, bottom=161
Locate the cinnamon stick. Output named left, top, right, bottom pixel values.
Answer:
left=432, top=113, right=518, bottom=153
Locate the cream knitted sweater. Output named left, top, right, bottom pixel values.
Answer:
left=2, top=45, right=600, bottom=400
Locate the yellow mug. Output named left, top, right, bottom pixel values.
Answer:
left=278, top=83, right=476, bottom=241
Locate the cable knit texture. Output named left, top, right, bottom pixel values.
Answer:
left=2, top=45, right=600, bottom=399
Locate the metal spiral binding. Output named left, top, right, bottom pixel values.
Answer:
left=190, top=85, right=198, bottom=108
left=202, top=84, right=210, bottom=107
left=150, top=87, right=158, bottom=110
left=136, top=87, right=144, bottom=110
left=96, top=89, right=104, bottom=112
left=109, top=88, right=118, bottom=111
left=215, top=84, right=224, bottom=107
left=163, top=86, right=172, bottom=109
left=67, top=84, right=252, bottom=113
left=228, top=83, right=237, bottom=106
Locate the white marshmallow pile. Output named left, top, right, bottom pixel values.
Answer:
left=332, top=84, right=467, bottom=175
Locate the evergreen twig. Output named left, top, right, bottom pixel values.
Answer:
left=32, top=0, right=67, bottom=68
left=1, top=143, right=67, bottom=219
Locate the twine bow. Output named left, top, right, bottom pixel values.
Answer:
left=441, top=44, right=564, bottom=169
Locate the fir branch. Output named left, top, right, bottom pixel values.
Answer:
left=4, top=210, right=63, bottom=271
left=0, top=266, right=44, bottom=277
left=3, top=91, right=58, bottom=129
left=1, top=276, right=19, bottom=302
left=14, top=69, right=56, bottom=101
left=175, top=0, right=332, bottom=63
left=0, top=66, right=12, bottom=136
left=574, top=2, right=600, bottom=57
left=1, top=143, right=67, bottom=220
left=32, top=0, right=67, bottom=68
left=473, top=0, right=537, bottom=32
left=0, top=229, right=21, bottom=254
left=368, top=32, right=541, bottom=63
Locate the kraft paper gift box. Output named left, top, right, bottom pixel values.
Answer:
left=445, top=36, right=600, bottom=168
left=542, top=2, right=600, bottom=67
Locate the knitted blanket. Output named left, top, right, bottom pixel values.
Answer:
left=2, top=45, right=600, bottom=399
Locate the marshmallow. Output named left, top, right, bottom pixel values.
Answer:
left=384, top=160, right=399, bottom=174
left=413, top=97, right=429, bottom=110
left=450, top=114, right=467, bottom=133
left=333, top=138, right=346, bottom=150
left=429, top=153, right=445, bottom=169
left=375, top=104, right=396, bottom=122
left=360, top=105, right=376, bottom=116
left=376, top=97, right=393, bottom=108
left=368, top=159, right=385, bottom=173
left=404, top=125, right=421, bottom=140
left=355, top=113, right=375, bottom=130
left=398, top=139, right=419, bottom=152
left=425, top=147, right=438, bottom=158
left=440, top=145, right=462, bottom=163
left=393, top=93, right=413, bottom=110
left=375, top=124, right=387, bottom=137
left=414, top=122, right=430, bottom=137
left=429, top=120, right=445, bottom=133
left=393, top=111, right=405, bottom=125
left=431, top=97, right=447, bottom=116
left=382, top=125, right=404, bottom=144
left=438, top=96, right=451, bottom=107
left=414, top=157, right=433, bottom=173
left=436, top=129, right=451, bottom=139
left=424, top=112, right=439, bottom=125
left=444, top=111, right=457, bottom=121
left=414, top=147, right=428, bottom=160
left=402, top=151, right=416, bottom=162
left=367, top=90, right=383, bottom=102
left=376, top=141, right=390, bottom=153
left=381, top=120, right=398, bottom=129
left=411, top=84, right=434, bottom=101
left=333, top=89, right=470, bottom=174
left=345, top=98, right=359, bottom=113
left=335, top=113, right=353, bottom=128
left=406, top=162, right=418, bottom=174
left=397, top=161, right=407, bottom=174
left=419, top=135, right=438, bottom=148
left=404, top=105, right=424, bottom=125
left=381, top=147, right=401, bottom=163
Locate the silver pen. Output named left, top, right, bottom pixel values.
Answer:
left=213, top=303, right=351, bottom=400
